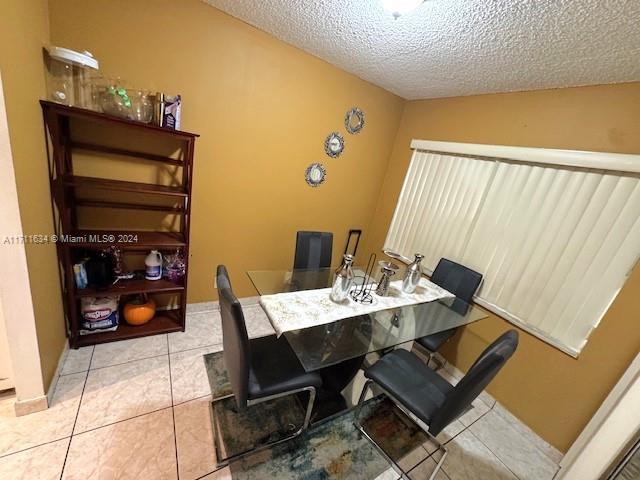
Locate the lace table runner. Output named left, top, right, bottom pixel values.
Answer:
left=260, top=277, right=454, bottom=336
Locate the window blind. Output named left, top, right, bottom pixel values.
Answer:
left=385, top=141, right=640, bottom=356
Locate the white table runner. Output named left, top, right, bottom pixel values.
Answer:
left=260, top=277, right=454, bottom=336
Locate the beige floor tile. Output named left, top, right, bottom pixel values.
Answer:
left=75, top=355, right=171, bottom=434
left=174, top=396, right=217, bottom=480
left=409, top=457, right=449, bottom=479
left=439, top=430, right=517, bottom=480
left=168, top=311, right=223, bottom=353
left=199, top=467, right=231, bottom=479
left=423, top=419, right=466, bottom=454
left=91, top=334, right=168, bottom=369
left=469, top=411, right=558, bottom=479
left=0, top=372, right=85, bottom=456
left=60, top=346, right=94, bottom=375
left=374, top=466, right=401, bottom=480
left=62, top=408, right=177, bottom=480
left=458, top=397, right=492, bottom=427
left=0, top=438, right=70, bottom=480
left=170, top=345, right=222, bottom=405
left=398, top=445, right=430, bottom=472
left=492, top=402, right=563, bottom=464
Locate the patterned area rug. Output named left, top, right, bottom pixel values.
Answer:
left=204, top=351, right=430, bottom=479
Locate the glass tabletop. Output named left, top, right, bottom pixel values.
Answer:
left=247, top=268, right=488, bottom=372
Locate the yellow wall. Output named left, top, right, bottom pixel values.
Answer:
left=48, top=0, right=405, bottom=303
left=363, top=82, right=640, bottom=452
left=0, top=0, right=67, bottom=390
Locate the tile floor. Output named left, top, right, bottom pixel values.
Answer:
left=0, top=303, right=563, bottom=480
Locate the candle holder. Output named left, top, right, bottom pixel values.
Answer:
left=375, top=261, right=399, bottom=297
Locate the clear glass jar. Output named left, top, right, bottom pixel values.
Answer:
left=330, top=254, right=355, bottom=303
left=100, top=82, right=133, bottom=119
left=131, top=90, right=153, bottom=123
left=44, top=47, right=99, bottom=107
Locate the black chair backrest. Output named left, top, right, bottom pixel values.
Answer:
left=429, top=330, right=519, bottom=436
left=431, top=258, right=483, bottom=303
left=293, top=231, right=333, bottom=270
left=216, top=265, right=250, bottom=411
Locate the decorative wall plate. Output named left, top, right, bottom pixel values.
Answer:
left=345, top=107, right=365, bottom=134
left=305, top=162, right=327, bottom=187
left=324, top=132, right=345, bottom=158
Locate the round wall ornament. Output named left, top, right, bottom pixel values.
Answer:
left=305, top=162, right=327, bottom=187
left=324, top=131, right=345, bottom=158
left=345, top=107, right=365, bottom=134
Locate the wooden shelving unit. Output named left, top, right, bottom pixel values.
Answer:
left=41, top=100, right=199, bottom=348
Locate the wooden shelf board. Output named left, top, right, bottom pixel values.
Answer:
left=64, top=230, right=186, bottom=249
left=76, top=199, right=185, bottom=213
left=62, top=175, right=188, bottom=197
left=74, top=310, right=183, bottom=348
left=72, top=141, right=184, bottom=166
left=40, top=100, right=199, bottom=139
left=75, top=278, right=184, bottom=298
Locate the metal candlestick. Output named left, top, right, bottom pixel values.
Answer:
left=375, top=261, right=399, bottom=296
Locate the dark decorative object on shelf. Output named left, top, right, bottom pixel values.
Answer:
left=41, top=100, right=198, bottom=348
left=345, top=107, right=365, bottom=134
left=324, top=131, right=345, bottom=158
left=305, top=162, right=327, bottom=187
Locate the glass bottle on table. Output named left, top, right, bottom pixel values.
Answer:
left=330, top=254, right=355, bottom=303
left=402, top=253, right=425, bottom=294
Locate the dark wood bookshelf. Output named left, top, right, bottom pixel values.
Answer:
left=41, top=100, right=197, bottom=349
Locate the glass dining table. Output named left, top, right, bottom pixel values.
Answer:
left=247, top=267, right=488, bottom=373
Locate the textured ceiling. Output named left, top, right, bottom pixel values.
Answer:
left=204, top=0, right=640, bottom=100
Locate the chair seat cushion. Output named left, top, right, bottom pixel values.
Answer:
left=416, top=328, right=457, bottom=352
left=248, top=335, right=322, bottom=400
left=365, top=349, right=454, bottom=426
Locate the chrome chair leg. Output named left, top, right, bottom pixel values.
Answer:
left=353, top=380, right=448, bottom=480
left=353, top=380, right=408, bottom=479
left=211, top=386, right=316, bottom=467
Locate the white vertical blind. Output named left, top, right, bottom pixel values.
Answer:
left=386, top=151, right=496, bottom=269
left=385, top=142, right=640, bottom=356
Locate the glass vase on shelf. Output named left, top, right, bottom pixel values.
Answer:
left=402, top=253, right=425, bottom=294
left=330, top=254, right=355, bottom=303
left=131, top=90, right=153, bottom=123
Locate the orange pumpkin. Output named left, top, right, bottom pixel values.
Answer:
left=123, top=297, right=156, bottom=326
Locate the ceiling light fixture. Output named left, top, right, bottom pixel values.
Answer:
left=382, top=0, right=425, bottom=19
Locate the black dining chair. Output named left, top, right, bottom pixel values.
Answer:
left=212, top=265, right=323, bottom=466
left=293, top=231, right=333, bottom=270
left=415, top=258, right=483, bottom=369
left=355, top=330, right=519, bottom=480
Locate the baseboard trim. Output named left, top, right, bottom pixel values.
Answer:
left=45, top=340, right=70, bottom=408
left=186, top=296, right=261, bottom=314
left=14, top=394, right=48, bottom=416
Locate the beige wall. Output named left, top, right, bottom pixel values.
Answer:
left=0, top=0, right=66, bottom=391
left=48, top=0, right=405, bottom=301
left=363, top=82, right=640, bottom=452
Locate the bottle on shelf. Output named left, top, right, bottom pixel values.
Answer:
left=145, top=250, right=163, bottom=281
